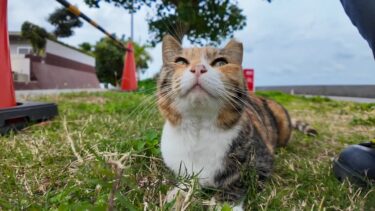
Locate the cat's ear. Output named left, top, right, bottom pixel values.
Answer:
left=162, top=35, right=182, bottom=63
left=223, top=39, right=243, bottom=65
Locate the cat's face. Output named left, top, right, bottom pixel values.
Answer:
left=157, top=35, right=247, bottom=128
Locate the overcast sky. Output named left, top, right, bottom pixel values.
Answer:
left=8, top=0, right=375, bottom=86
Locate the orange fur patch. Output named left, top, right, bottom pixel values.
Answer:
left=266, top=100, right=292, bottom=147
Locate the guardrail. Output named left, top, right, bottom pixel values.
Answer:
left=256, top=85, right=375, bottom=98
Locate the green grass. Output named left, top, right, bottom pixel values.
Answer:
left=0, top=81, right=374, bottom=210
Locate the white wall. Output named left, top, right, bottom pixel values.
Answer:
left=9, top=39, right=31, bottom=54
left=10, top=54, right=30, bottom=82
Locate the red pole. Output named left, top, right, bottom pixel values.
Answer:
left=0, top=0, right=16, bottom=108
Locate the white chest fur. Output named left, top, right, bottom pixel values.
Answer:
left=161, top=120, right=239, bottom=187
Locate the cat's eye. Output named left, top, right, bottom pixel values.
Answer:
left=175, top=57, right=189, bottom=65
left=211, top=57, right=228, bottom=67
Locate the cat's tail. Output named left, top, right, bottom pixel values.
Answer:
left=291, top=119, right=318, bottom=137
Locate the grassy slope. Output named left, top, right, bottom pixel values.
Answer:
left=0, top=80, right=374, bottom=210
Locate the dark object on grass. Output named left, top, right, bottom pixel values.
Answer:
left=333, top=142, right=375, bottom=186
left=0, top=102, right=58, bottom=135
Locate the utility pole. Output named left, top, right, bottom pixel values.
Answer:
left=130, top=0, right=134, bottom=41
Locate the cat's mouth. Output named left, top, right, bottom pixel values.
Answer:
left=183, top=83, right=213, bottom=97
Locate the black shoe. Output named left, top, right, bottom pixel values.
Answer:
left=333, top=142, right=375, bottom=186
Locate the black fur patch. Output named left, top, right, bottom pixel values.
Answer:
left=213, top=119, right=274, bottom=202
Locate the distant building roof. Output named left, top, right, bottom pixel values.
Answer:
left=9, top=31, right=93, bottom=57
left=46, top=39, right=95, bottom=66
left=9, top=31, right=26, bottom=42
left=9, top=31, right=21, bottom=36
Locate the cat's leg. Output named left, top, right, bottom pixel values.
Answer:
left=211, top=175, right=247, bottom=210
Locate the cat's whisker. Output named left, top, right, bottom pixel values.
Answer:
left=202, top=79, right=263, bottom=122
left=160, top=14, right=181, bottom=42
left=202, top=79, right=244, bottom=105
left=200, top=78, right=245, bottom=116
left=197, top=79, right=256, bottom=119
left=221, top=89, right=266, bottom=125
left=124, top=92, right=159, bottom=119
left=130, top=86, right=182, bottom=127
left=219, top=91, right=245, bottom=114
left=123, top=82, right=182, bottom=127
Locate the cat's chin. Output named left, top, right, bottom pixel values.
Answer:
left=177, top=93, right=221, bottom=118
left=177, top=85, right=219, bottom=111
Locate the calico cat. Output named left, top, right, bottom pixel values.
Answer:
left=157, top=35, right=316, bottom=210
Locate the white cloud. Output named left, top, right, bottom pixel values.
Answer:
left=8, top=0, right=375, bottom=85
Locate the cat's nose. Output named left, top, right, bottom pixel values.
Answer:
left=190, top=64, right=207, bottom=77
